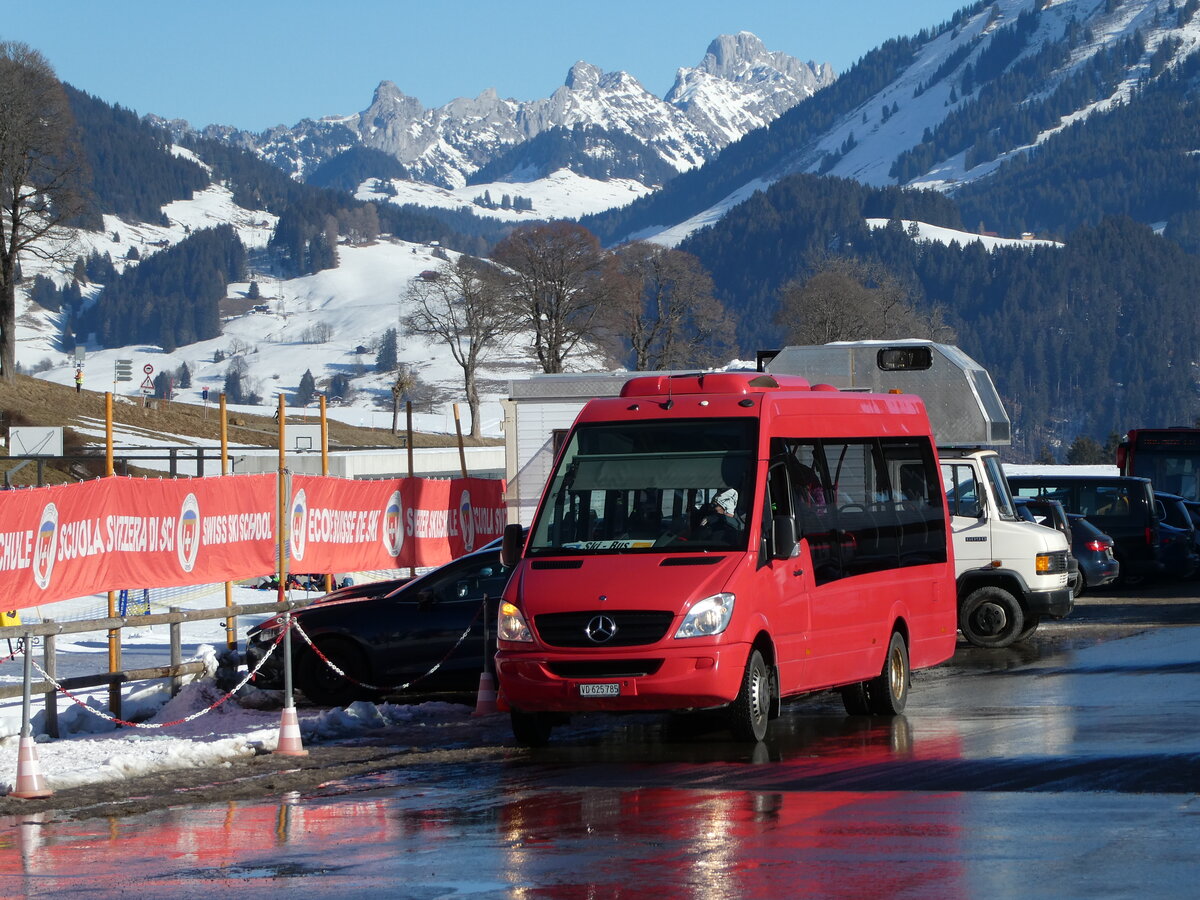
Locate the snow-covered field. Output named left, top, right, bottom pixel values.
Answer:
left=0, top=583, right=512, bottom=795
left=16, top=174, right=617, bottom=444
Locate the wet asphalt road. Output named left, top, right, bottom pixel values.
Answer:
left=1, top=581, right=1198, bottom=898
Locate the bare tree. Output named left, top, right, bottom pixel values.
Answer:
left=775, top=255, right=956, bottom=345
left=404, top=255, right=518, bottom=439
left=0, top=43, right=88, bottom=381
left=490, top=222, right=615, bottom=374
left=608, top=242, right=735, bottom=370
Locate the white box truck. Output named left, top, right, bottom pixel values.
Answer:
left=763, top=341, right=1073, bottom=648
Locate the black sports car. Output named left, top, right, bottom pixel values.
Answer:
left=246, top=540, right=515, bottom=706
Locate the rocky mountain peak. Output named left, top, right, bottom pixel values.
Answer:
left=565, top=61, right=604, bottom=91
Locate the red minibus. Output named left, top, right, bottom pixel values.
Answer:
left=495, top=371, right=957, bottom=744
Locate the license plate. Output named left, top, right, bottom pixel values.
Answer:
left=579, top=682, right=620, bottom=697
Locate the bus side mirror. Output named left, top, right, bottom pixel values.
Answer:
left=500, top=522, right=524, bottom=568
left=772, top=515, right=798, bottom=560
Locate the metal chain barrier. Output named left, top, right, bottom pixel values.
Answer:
left=290, top=599, right=485, bottom=693
left=0, top=639, right=25, bottom=666
left=26, top=626, right=289, bottom=730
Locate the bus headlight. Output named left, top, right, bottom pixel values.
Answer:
left=498, top=601, right=533, bottom=643
left=674, top=593, right=735, bottom=639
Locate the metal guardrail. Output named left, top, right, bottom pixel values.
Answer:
left=0, top=598, right=313, bottom=737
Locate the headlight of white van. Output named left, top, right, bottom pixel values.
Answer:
left=498, top=601, right=533, bottom=643
left=674, top=593, right=735, bottom=639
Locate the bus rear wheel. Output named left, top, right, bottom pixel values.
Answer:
left=865, top=632, right=909, bottom=715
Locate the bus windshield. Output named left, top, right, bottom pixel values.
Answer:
left=528, top=418, right=757, bottom=555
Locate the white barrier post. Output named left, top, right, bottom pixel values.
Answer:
left=274, top=612, right=308, bottom=756
left=473, top=597, right=497, bottom=716
left=9, top=634, right=52, bottom=799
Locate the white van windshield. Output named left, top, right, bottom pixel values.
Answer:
left=983, top=454, right=1018, bottom=519
left=528, top=418, right=757, bottom=555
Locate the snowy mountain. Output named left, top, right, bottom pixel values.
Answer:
left=594, top=0, right=1200, bottom=247
left=157, top=33, right=833, bottom=192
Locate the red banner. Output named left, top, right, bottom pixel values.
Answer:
left=288, top=475, right=506, bottom=571
left=0, top=474, right=505, bottom=612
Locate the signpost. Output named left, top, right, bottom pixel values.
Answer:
left=140, top=364, right=154, bottom=406
left=114, top=359, right=133, bottom=383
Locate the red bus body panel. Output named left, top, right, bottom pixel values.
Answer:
left=497, top=373, right=957, bottom=716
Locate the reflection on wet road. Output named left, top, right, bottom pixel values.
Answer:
left=2, top=616, right=1199, bottom=898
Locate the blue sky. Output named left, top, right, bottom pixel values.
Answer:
left=5, top=1, right=971, bottom=131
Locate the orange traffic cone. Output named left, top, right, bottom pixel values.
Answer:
left=8, top=735, right=52, bottom=799
left=473, top=670, right=498, bottom=716
left=274, top=705, right=309, bottom=757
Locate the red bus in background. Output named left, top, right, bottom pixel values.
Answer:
left=495, top=371, right=958, bottom=746
left=1117, top=428, right=1200, bottom=503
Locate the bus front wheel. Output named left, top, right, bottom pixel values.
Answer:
left=728, top=649, right=771, bottom=742
left=511, top=709, right=554, bottom=747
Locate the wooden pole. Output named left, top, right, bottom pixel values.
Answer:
left=453, top=403, right=468, bottom=477
left=104, top=392, right=120, bottom=717
left=321, top=395, right=332, bottom=594
left=407, top=401, right=415, bottom=578
left=277, top=394, right=287, bottom=605
left=219, top=393, right=236, bottom=649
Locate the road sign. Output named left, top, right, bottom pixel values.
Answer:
left=114, top=359, right=133, bottom=382
left=143, top=364, right=154, bottom=375
left=201, top=387, right=209, bottom=401
left=141, top=375, right=154, bottom=392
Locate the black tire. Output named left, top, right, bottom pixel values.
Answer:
left=728, top=649, right=771, bottom=742
left=297, top=640, right=371, bottom=707
left=1074, top=572, right=1087, bottom=599
left=840, top=682, right=871, bottom=716
left=959, top=586, right=1025, bottom=648
left=866, top=631, right=909, bottom=715
left=511, top=709, right=554, bottom=747
left=1017, top=613, right=1041, bottom=642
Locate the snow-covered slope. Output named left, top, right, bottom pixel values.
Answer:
left=357, top=168, right=654, bottom=222
left=16, top=185, right=605, bottom=439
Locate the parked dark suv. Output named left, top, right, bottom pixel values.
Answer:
left=1007, top=475, right=1161, bottom=584
left=1155, top=492, right=1199, bottom=580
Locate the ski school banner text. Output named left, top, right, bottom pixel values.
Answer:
left=0, top=475, right=277, bottom=612
left=288, top=475, right=505, bottom=571
left=0, top=474, right=506, bottom=612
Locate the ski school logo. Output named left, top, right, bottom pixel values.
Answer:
left=177, top=493, right=201, bottom=573
left=459, top=489, right=475, bottom=552
left=290, top=488, right=308, bottom=561
left=382, top=490, right=403, bottom=558
left=32, top=503, right=59, bottom=590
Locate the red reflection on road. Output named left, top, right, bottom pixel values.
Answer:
left=499, top=788, right=965, bottom=899
left=0, top=797, right=394, bottom=882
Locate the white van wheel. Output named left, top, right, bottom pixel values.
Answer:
left=959, top=586, right=1024, bottom=648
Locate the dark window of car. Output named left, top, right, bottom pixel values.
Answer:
left=409, top=552, right=511, bottom=605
